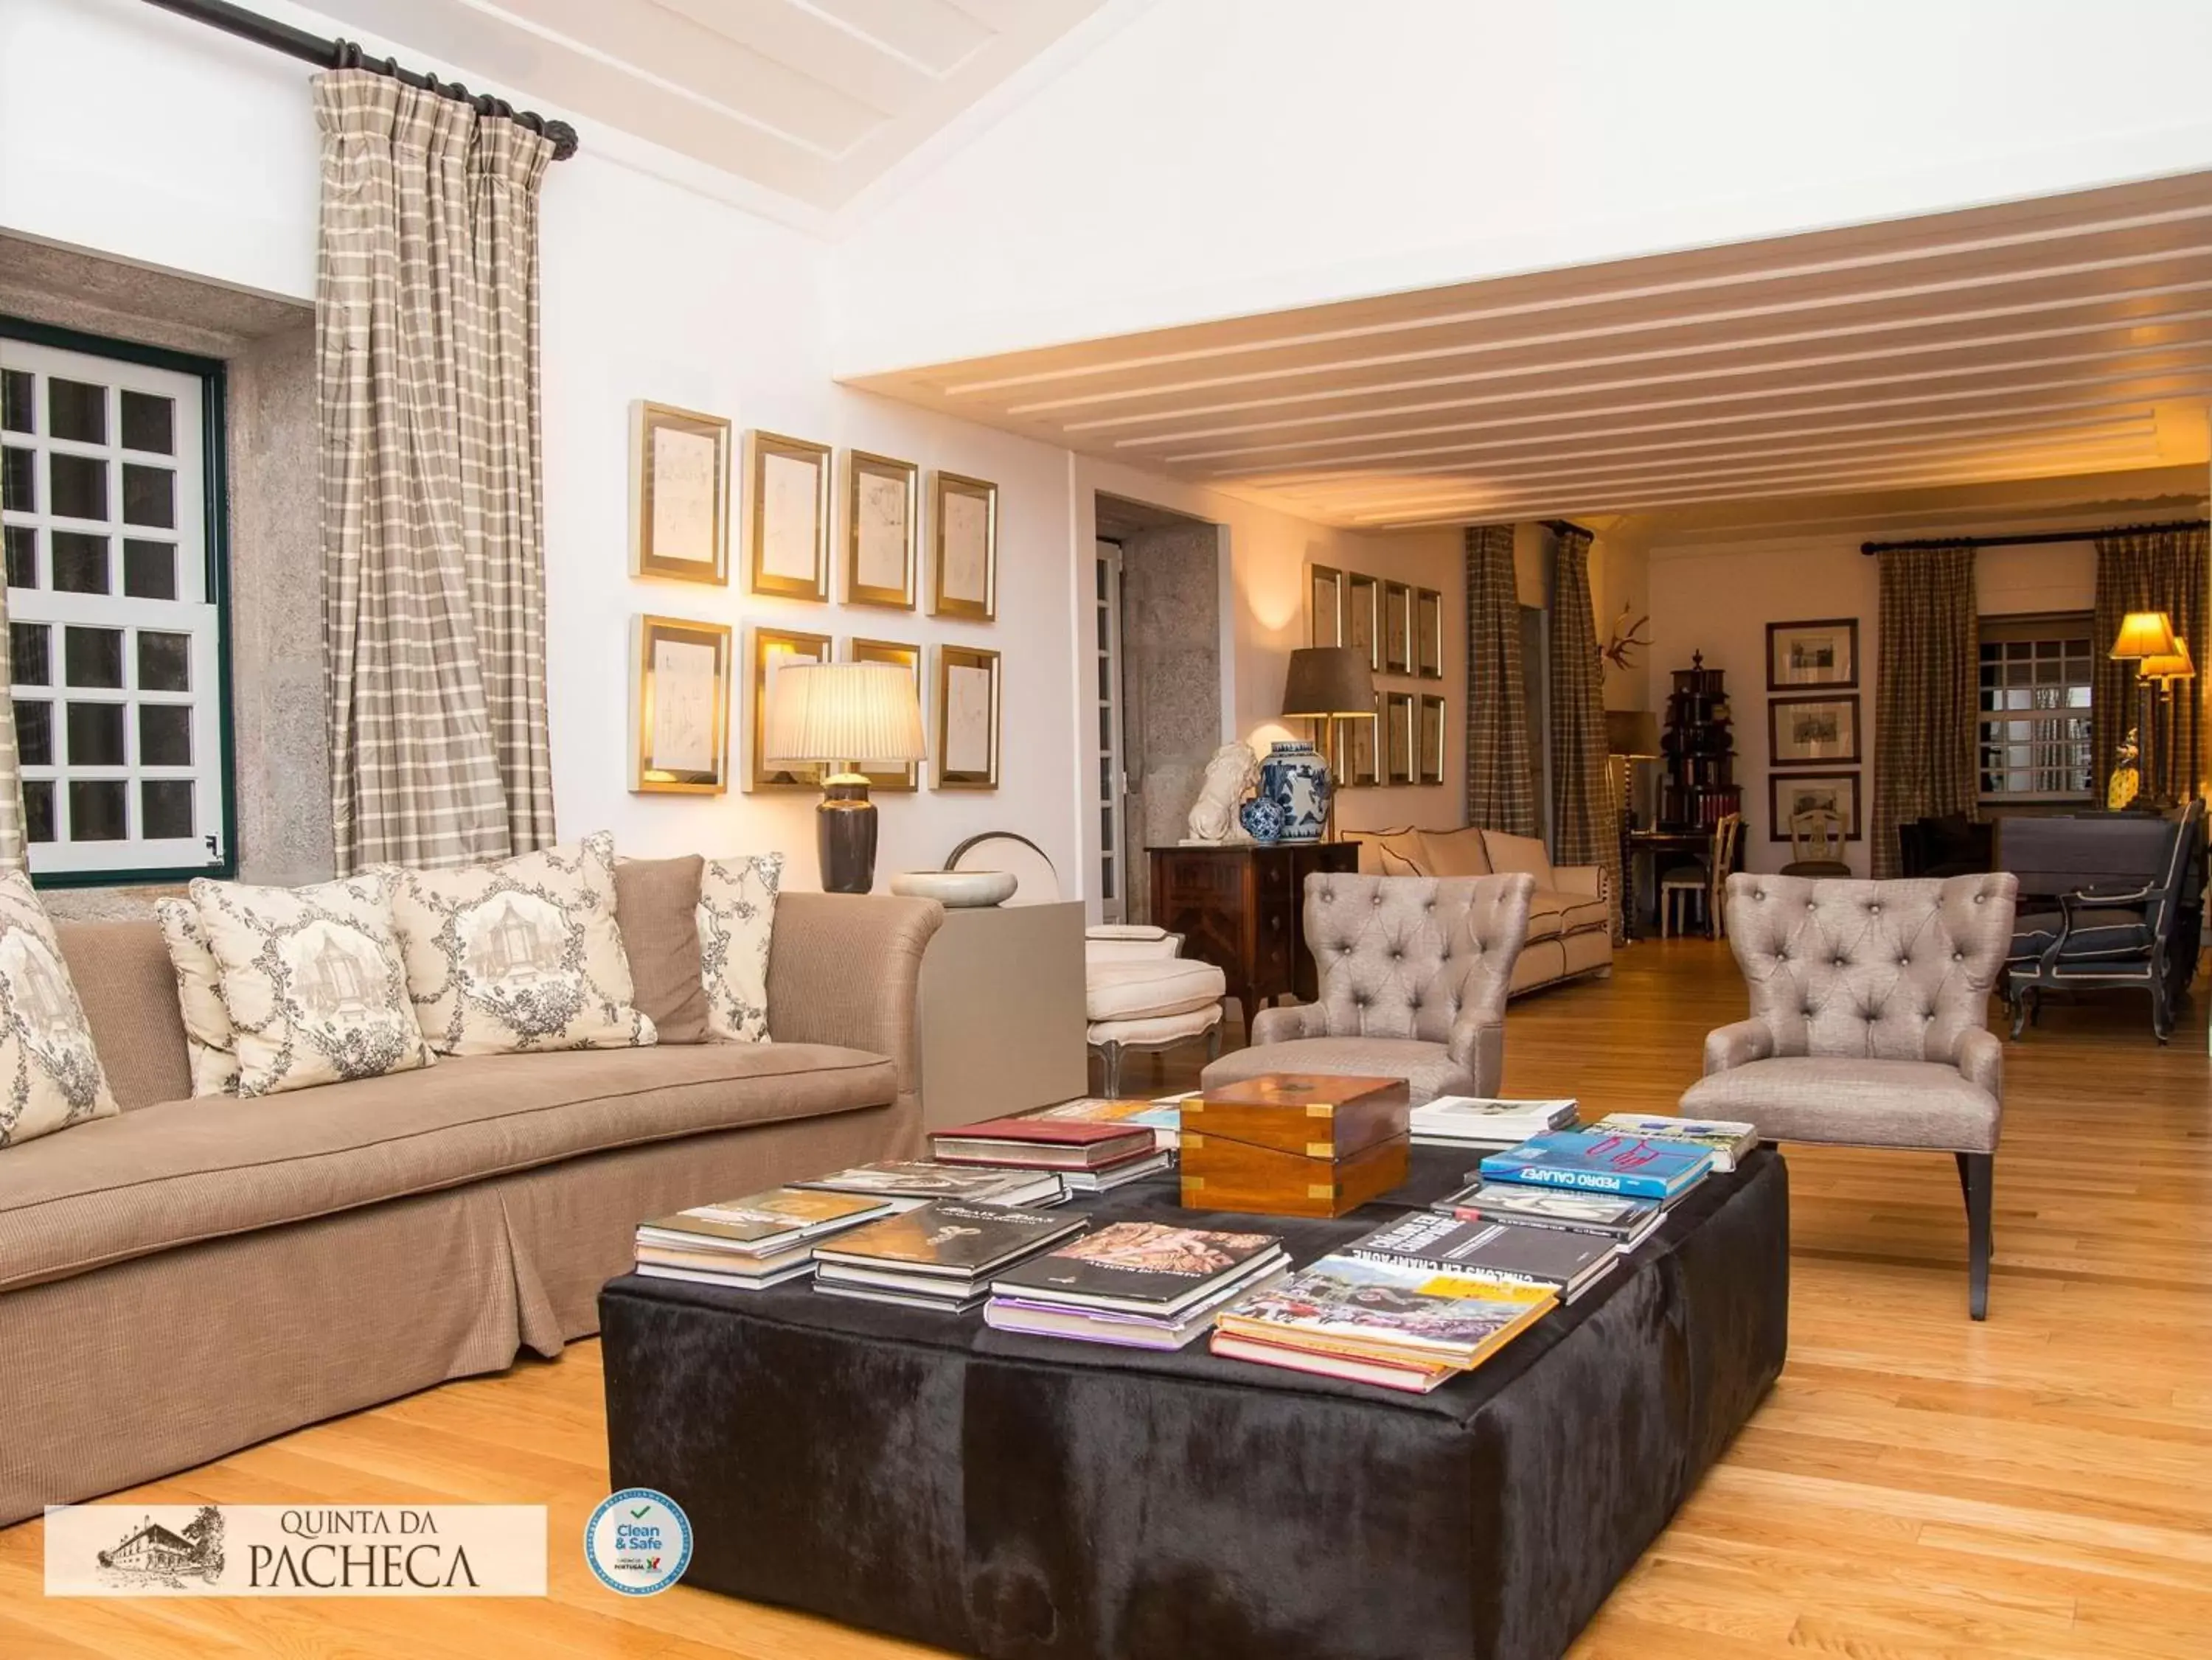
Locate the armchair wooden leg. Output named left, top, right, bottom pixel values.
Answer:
left=1955, top=1151, right=1994, bottom=1320
left=1205, top=1020, right=1222, bottom=1063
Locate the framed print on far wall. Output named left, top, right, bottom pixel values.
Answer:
left=1383, top=691, right=1415, bottom=785
left=629, top=402, right=728, bottom=585
left=1768, top=694, right=1861, bottom=767
left=936, top=644, right=1001, bottom=789
left=846, top=449, right=919, bottom=609
left=746, top=430, right=831, bottom=601
left=747, top=625, right=832, bottom=792
left=846, top=637, right=922, bottom=792
left=1335, top=700, right=1379, bottom=788
left=1310, top=564, right=1343, bottom=647
left=1417, top=694, right=1446, bottom=785
left=1414, top=587, right=1443, bottom=679
left=1382, top=582, right=1413, bottom=674
left=1767, top=617, right=1859, bottom=689
left=1346, top=573, right=1380, bottom=670
left=932, top=471, right=998, bottom=621
left=630, top=614, right=731, bottom=794
left=1768, top=773, right=1862, bottom=843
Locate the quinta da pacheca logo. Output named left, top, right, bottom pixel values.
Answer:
left=44, top=1504, right=546, bottom=1597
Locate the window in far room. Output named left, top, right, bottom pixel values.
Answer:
left=0, top=325, right=230, bottom=882
left=1976, top=612, right=2093, bottom=802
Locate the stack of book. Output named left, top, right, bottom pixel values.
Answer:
left=1586, top=1113, right=1759, bottom=1172
left=1030, top=1096, right=1185, bottom=1155
left=1408, top=1096, right=1580, bottom=1150
left=929, top=1115, right=1169, bottom=1193
left=794, top=1159, right=1065, bottom=1210
left=1211, top=1256, right=1555, bottom=1393
left=1345, top=1210, right=1618, bottom=1302
left=1478, top=1128, right=1714, bottom=1203
left=1436, top=1180, right=1669, bottom=1252
left=984, top=1221, right=1287, bottom=1350
left=813, top=1200, right=1086, bottom=1313
left=633, top=1189, right=897, bottom=1290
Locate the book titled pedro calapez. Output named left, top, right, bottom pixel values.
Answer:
left=1478, top=1130, right=1711, bottom=1201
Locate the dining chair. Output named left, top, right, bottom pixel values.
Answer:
left=1782, top=807, right=1851, bottom=877
left=1659, top=811, right=1742, bottom=938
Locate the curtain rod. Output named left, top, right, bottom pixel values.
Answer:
left=1859, top=517, right=2209, bottom=557
left=142, top=0, right=579, bottom=160
left=1540, top=518, right=1596, bottom=540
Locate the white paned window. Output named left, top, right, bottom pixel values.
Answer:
left=1977, top=613, right=2093, bottom=802
left=0, top=332, right=227, bottom=880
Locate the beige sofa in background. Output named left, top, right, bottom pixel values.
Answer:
left=1346, top=826, right=1613, bottom=994
left=0, top=891, right=942, bottom=1525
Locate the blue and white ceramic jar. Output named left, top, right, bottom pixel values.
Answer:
left=1262, top=739, right=1329, bottom=843
left=1239, top=794, right=1286, bottom=844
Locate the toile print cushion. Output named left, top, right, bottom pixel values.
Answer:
left=0, top=870, right=119, bottom=1147
left=154, top=897, right=240, bottom=1096
left=383, top=832, right=656, bottom=1056
left=186, top=873, right=434, bottom=1098
left=698, top=852, right=783, bottom=1043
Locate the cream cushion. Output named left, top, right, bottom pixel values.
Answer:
left=1087, top=1003, right=1222, bottom=1047
left=699, top=853, right=784, bottom=1043
left=1481, top=830, right=1555, bottom=885
left=1354, top=826, right=1425, bottom=876
left=188, top=873, right=436, bottom=1098
left=383, top=833, right=655, bottom=1056
left=153, top=899, right=237, bottom=1096
left=1418, top=826, right=1492, bottom=876
left=1085, top=958, right=1225, bottom=1022
left=0, top=871, right=118, bottom=1147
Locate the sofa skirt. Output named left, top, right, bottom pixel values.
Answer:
left=0, top=1101, right=914, bottom=1525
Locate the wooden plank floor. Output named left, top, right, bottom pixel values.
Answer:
left=4, top=938, right=2208, bottom=1656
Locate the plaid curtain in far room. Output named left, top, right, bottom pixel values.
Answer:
left=1871, top=545, right=1978, bottom=878
left=1464, top=523, right=1537, bottom=835
left=1548, top=526, right=1622, bottom=941
left=314, top=69, right=557, bottom=873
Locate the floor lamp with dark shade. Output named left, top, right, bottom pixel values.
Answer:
left=1605, top=709, right=1662, bottom=829
left=2110, top=610, right=2178, bottom=809
left=1282, top=646, right=1377, bottom=842
left=765, top=662, right=929, bottom=893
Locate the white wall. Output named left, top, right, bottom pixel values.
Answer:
left=828, top=0, right=2212, bottom=373
left=1646, top=529, right=2098, bottom=876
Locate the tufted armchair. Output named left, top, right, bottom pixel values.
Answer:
left=1200, top=872, right=1535, bottom=1104
left=1680, top=871, right=2018, bottom=1318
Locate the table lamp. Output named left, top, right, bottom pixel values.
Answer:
left=1604, top=709, right=1663, bottom=831
left=764, top=661, right=928, bottom=893
left=1281, top=646, right=1377, bottom=841
left=2111, top=611, right=2179, bottom=809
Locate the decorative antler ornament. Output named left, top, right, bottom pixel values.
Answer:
left=1601, top=607, right=1652, bottom=672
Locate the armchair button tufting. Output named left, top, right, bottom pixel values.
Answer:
left=1953, top=951, right=1964, bottom=961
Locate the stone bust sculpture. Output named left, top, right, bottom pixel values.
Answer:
left=1184, top=742, right=1259, bottom=843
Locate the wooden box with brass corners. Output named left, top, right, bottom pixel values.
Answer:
left=1180, top=1073, right=1410, bottom=1218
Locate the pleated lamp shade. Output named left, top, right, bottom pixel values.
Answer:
left=2143, top=637, right=2197, bottom=683
left=765, top=662, right=927, bottom=765
left=2110, top=610, right=2179, bottom=661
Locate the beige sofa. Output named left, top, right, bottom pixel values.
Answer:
left=1346, top=826, right=1613, bottom=994
left=0, top=890, right=942, bottom=1525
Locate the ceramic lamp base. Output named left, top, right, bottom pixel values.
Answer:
left=817, top=780, right=877, bottom=893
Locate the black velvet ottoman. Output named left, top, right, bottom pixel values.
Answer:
left=600, top=1146, right=1788, bottom=1660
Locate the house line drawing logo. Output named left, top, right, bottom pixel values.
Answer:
left=97, top=1507, right=223, bottom=1588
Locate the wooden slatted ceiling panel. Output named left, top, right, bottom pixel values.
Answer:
left=848, top=172, right=2212, bottom=528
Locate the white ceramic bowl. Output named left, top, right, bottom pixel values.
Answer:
left=889, top=870, right=1018, bottom=907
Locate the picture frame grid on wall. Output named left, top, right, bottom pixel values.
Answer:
left=1310, top=563, right=1343, bottom=648
left=1382, top=581, right=1413, bottom=675
left=1768, top=772, right=1862, bottom=843
left=1766, top=617, right=1860, bottom=691
left=630, top=614, right=731, bottom=794
left=1414, top=587, right=1444, bottom=679
left=935, top=643, right=1001, bottom=789
left=1417, top=694, right=1446, bottom=785
left=746, top=429, right=832, bottom=602
left=629, top=401, right=729, bottom=585
left=1345, top=573, right=1380, bottom=672
left=747, top=624, right=832, bottom=792
left=931, top=470, right=998, bottom=621
left=1383, top=690, right=1415, bottom=785
left=1767, top=693, right=1862, bottom=767
left=845, top=449, right=919, bottom=609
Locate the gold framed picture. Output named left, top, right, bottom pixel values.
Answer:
left=1310, top=564, right=1343, bottom=647
left=1345, top=573, right=1379, bottom=670
left=629, top=402, right=728, bottom=585
left=747, top=624, right=832, bottom=792
left=1384, top=691, right=1415, bottom=784
left=846, top=636, right=922, bottom=792
left=934, top=644, right=1001, bottom=789
left=745, top=430, right=830, bottom=601
left=1415, top=587, right=1444, bottom=678
left=846, top=450, right=918, bottom=609
left=1335, top=699, right=1380, bottom=788
left=1383, top=582, right=1413, bottom=674
left=630, top=614, right=731, bottom=794
left=1417, top=694, right=1446, bottom=785
left=931, top=471, right=998, bottom=620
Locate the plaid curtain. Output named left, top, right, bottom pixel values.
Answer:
left=1871, top=546, right=1978, bottom=878
left=1548, top=526, right=1622, bottom=941
left=2092, top=526, right=2208, bottom=804
left=0, top=488, right=26, bottom=871
left=1464, top=523, right=1536, bottom=834
left=315, top=70, right=557, bottom=873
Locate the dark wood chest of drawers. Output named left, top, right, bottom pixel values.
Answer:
left=1147, top=842, right=1360, bottom=1027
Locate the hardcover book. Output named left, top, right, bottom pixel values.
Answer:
left=1346, top=1212, right=1616, bottom=1299
left=929, top=1117, right=1158, bottom=1170
left=636, top=1188, right=892, bottom=1252
left=1440, top=1181, right=1665, bottom=1244
left=1587, top=1114, right=1759, bottom=1173
left=987, top=1266, right=1290, bottom=1351
left=1478, top=1131, right=1712, bottom=1201
left=1216, top=1255, right=1555, bottom=1370
left=812, top=1200, right=1086, bottom=1278
left=1408, top=1096, right=1580, bottom=1140
left=1034, top=1097, right=1182, bottom=1134
left=991, top=1221, right=1285, bottom=1314
left=793, top=1162, right=1064, bottom=1209
left=1208, top=1329, right=1459, bottom=1393
left=636, top=1260, right=814, bottom=1291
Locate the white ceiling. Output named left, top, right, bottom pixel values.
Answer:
left=306, top=0, right=1113, bottom=211
left=851, top=172, right=2212, bottom=530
